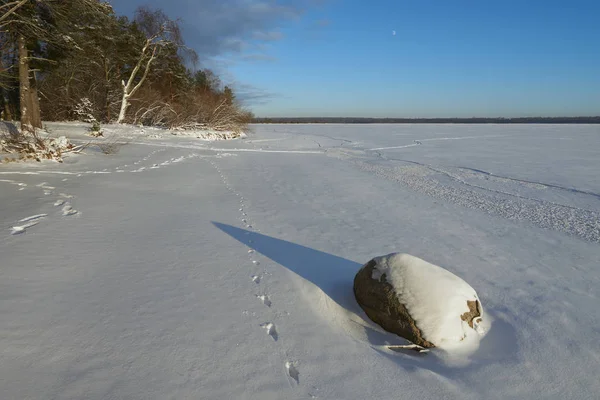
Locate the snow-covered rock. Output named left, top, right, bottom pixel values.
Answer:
left=354, top=253, right=485, bottom=349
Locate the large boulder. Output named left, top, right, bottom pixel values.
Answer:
left=354, top=253, right=484, bottom=349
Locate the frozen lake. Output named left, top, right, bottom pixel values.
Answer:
left=1, top=123, right=599, bottom=399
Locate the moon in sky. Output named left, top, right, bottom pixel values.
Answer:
left=392, top=30, right=396, bottom=36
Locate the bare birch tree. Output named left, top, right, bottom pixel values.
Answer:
left=117, top=7, right=193, bottom=124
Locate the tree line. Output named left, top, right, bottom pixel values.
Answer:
left=1, top=0, right=252, bottom=134
left=254, top=117, right=600, bottom=124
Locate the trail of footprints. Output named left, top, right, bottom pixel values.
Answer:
left=5, top=148, right=199, bottom=236
left=8, top=181, right=79, bottom=235
left=208, top=156, right=315, bottom=395
left=126, top=149, right=200, bottom=173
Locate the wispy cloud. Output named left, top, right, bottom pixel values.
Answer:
left=313, top=19, right=331, bottom=28
left=239, top=53, right=278, bottom=62
left=251, top=30, right=285, bottom=42
left=110, top=0, right=305, bottom=58
left=232, top=82, right=280, bottom=105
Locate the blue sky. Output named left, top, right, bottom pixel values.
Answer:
left=109, top=0, right=599, bottom=117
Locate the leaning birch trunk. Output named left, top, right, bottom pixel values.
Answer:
left=116, top=88, right=129, bottom=124
left=116, top=41, right=157, bottom=124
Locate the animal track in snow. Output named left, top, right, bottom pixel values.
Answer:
left=256, top=294, right=271, bottom=307
left=18, top=214, right=47, bottom=223
left=252, top=260, right=260, bottom=265
left=260, top=322, right=278, bottom=341
left=251, top=275, right=261, bottom=283
left=62, top=203, right=78, bottom=216
left=0, top=179, right=28, bottom=190
left=285, top=361, right=300, bottom=384
left=11, top=214, right=47, bottom=235
left=54, top=200, right=65, bottom=207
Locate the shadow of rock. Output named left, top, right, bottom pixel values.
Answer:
left=213, top=222, right=520, bottom=372
left=213, top=222, right=363, bottom=315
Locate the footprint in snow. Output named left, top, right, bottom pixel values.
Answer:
left=18, top=214, right=47, bottom=223
left=62, top=203, right=78, bottom=216
left=260, top=322, right=278, bottom=341
left=54, top=200, right=65, bottom=207
left=251, top=275, right=260, bottom=283
left=256, top=294, right=271, bottom=307
left=248, top=249, right=255, bottom=254
left=11, top=214, right=47, bottom=235
left=252, top=260, right=260, bottom=265
left=285, top=361, right=300, bottom=384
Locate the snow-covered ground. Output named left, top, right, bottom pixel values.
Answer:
left=1, top=122, right=599, bottom=399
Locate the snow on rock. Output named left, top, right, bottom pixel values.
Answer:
left=354, top=253, right=486, bottom=350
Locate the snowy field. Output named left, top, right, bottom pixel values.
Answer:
left=1, top=122, right=599, bottom=399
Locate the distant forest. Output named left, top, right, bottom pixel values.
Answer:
left=254, top=116, right=600, bottom=124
